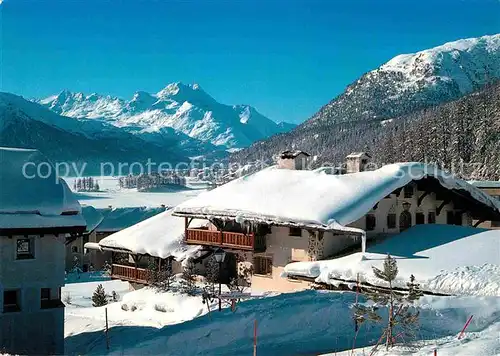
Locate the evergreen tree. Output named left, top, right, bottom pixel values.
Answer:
left=92, top=284, right=108, bottom=307
left=180, top=260, right=197, bottom=295
left=353, top=254, right=423, bottom=351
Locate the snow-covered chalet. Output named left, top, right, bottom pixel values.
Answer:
left=173, top=152, right=500, bottom=292
left=0, top=147, right=86, bottom=354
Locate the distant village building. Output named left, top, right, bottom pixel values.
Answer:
left=0, top=148, right=86, bottom=355
left=277, top=150, right=310, bottom=170
left=345, top=152, right=371, bottom=173
left=172, top=152, right=500, bottom=292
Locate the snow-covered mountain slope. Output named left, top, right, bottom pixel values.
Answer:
left=310, top=33, right=500, bottom=125
left=39, top=83, right=294, bottom=148
left=0, top=92, right=189, bottom=173
left=232, top=33, right=500, bottom=170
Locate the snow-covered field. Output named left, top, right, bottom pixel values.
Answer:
left=64, top=176, right=205, bottom=208
left=63, top=280, right=500, bottom=356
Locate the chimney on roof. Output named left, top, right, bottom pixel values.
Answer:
left=278, top=150, right=310, bottom=170
left=161, top=204, right=166, bottom=208
left=345, top=152, right=372, bottom=173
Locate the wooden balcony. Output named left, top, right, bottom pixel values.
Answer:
left=111, top=264, right=148, bottom=284
left=185, top=228, right=265, bottom=251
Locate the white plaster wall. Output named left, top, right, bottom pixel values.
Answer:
left=348, top=184, right=466, bottom=237
left=0, top=234, right=65, bottom=355
left=251, top=226, right=311, bottom=292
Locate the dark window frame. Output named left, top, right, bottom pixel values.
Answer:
left=446, top=211, right=455, bottom=225
left=288, top=227, right=302, bottom=237
left=387, top=213, right=396, bottom=229
left=428, top=211, right=436, bottom=224
left=253, top=256, right=272, bottom=276
left=366, top=214, right=376, bottom=231
left=40, top=288, right=64, bottom=309
left=404, top=185, right=414, bottom=198
left=416, top=212, right=425, bottom=225
left=3, top=290, right=20, bottom=313
left=16, top=238, right=34, bottom=260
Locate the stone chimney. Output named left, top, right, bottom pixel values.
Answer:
left=278, top=150, right=310, bottom=170
left=345, top=152, right=371, bottom=173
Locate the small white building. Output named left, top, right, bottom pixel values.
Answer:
left=0, top=147, right=86, bottom=355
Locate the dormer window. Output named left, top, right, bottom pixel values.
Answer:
left=366, top=214, right=376, bottom=231
left=404, top=185, right=414, bottom=198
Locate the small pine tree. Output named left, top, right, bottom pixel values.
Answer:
left=92, top=284, right=108, bottom=307
left=353, top=254, right=423, bottom=351
left=205, top=255, right=219, bottom=295
left=180, top=260, right=196, bottom=295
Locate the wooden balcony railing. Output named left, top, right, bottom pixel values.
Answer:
left=111, top=264, right=148, bottom=284
left=185, top=229, right=265, bottom=251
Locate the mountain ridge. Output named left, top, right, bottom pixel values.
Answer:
left=37, top=82, right=295, bottom=148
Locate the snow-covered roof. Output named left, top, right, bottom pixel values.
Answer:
left=280, top=150, right=310, bottom=159
left=95, top=206, right=166, bottom=233
left=96, top=209, right=207, bottom=260
left=283, top=224, right=500, bottom=296
left=81, top=206, right=104, bottom=233
left=468, top=180, right=500, bottom=189
left=174, top=163, right=500, bottom=230
left=0, top=147, right=85, bottom=231
left=346, top=152, right=371, bottom=158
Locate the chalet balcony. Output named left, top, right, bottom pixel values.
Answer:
left=185, top=228, right=265, bottom=251
left=111, top=264, right=148, bottom=284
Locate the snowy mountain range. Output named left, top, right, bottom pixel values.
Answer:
left=38, top=83, right=294, bottom=149
left=233, top=33, right=500, bottom=174
left=0, top=92, right=188, bottom=173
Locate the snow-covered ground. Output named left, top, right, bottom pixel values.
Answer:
left=64, top=282, right=500, bottom=356
left=64, top=176, right=205, bottom=208
left=331, top=321, right=500, bottom=355
left=283, top=225, right=500, bottom=296
left=63, top=277, right=275, bottom=354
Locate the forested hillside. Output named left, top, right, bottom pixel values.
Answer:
left=232, top=82, right=500, bottom=180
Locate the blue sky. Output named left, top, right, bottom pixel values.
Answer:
left=1, top=0, right=499, bottom=123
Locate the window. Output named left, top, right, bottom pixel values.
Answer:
left=404, top=185, right=414, bottom=198
left=454, top=212, right=463, bottom=226
left=416, top=212, right=425, bottom=225
left=71, top=246, right=78, bottom=253
left=40, top=288, right=50, bottom=308
left=3, top=290, right=20, bottom=313
left=366, top=214, right=376, bottom=231
left=387, top=213, right=396, bottom=229
left=428, top=211, right=436, bottom=224
left=253, top=256, right=272, bottom=276
left=16, top=238, right=34, bottom=260
left=447, top=211, right=455, bottom=225
left=289, top=227, right=302, bottom=237
left=40, top=288, right=63, bottom=309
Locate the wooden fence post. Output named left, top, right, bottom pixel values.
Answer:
left=253, top=319, right=257, bottom=356
left=105, top=307, right=110, bottom=350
